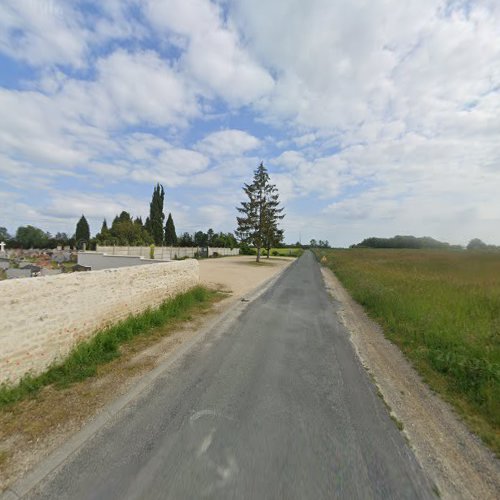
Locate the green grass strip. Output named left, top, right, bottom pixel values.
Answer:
left=0, top=286, right=214, bottom=407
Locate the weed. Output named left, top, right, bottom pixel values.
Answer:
left=391, top=414, right=404, bottom=431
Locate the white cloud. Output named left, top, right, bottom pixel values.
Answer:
left=57, top=49, right=199, bottom=130
left=35, top=190, right=157, bottom=236
left=144, top=0, right=274, bottom=105
left=196, top=129, right=261, bottom=157
left=0, top=0, right=88, bottom=67
left=122, top=133, right=210, bottom=187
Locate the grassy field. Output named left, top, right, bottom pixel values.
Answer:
left=314, top=248, right=500, bottom=453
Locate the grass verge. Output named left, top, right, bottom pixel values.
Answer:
left=270, top=247, right=304, bottom=258
left=315, top=248, right=500, bottom=454
left=0, top=286, right=216, bottom=408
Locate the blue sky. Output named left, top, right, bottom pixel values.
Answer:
left=1, top=0, right=499, bottom=247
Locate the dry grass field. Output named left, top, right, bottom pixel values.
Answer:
left=315, top=248, right=500, bottom=454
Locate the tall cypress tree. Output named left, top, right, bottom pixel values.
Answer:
left=164, top=213, right=177, bottom=246
left=75, top=215, right=90, bottom=249
left=148, top=184, right=165, bottom=245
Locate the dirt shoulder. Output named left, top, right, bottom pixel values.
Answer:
left=199, top=255, right=293, bottom=300
left=0, top=256, right=293, bottom=493
left=321, top=267, right=500, bottom=500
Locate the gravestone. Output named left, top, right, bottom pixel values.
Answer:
left=0, top=241, right=5, bottom=257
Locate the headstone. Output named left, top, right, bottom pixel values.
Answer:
left=0, top=241, right=5, bottom=256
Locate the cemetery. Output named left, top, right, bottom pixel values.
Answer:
left=0, top=242, right=76, bottom=280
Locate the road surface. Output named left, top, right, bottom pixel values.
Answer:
left=29, top=251, right=435, bottom=499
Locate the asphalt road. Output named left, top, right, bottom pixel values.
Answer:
left=29, top=251, right=435, bottom=499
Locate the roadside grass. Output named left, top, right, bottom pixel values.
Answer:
left=315, top=248, right=500, bottom=454
left=270, top=247, right=304, bottom=258
left=0, top=286, right=217, bottom=408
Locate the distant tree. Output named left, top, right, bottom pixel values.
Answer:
left=164, top=213, right=177, bottom=246
left=353, top=235, right=450, bottom=249
left=236, top=162, right=285, bottom=262
left=54, top=232, right=69, bottom=246
left=144, top=216, right=151, bottom=235
left=264, top=226, right=284, bottom=258
left=207, top=228, right=214, bottom=245
left=310, top=239, right=317, bottom=247
left=225, top=232, right=238, bottom=248
left=194, top=231, right=208, bottom=247
left=15, top=225, right=49, bottom=249
left=75, top=215, right=90, bottom=248
left=0, top=227, right=11, bottom=241
left=178, top=232, right=194, bottom=247
left=211, top=232, right=238, bottom=249
left=108, top=211, right=152, bottom=245
left=95, top=219, right=112, bottom=245
left=467, top=238, right=488, bottom=250
left=148, top=184, right=165, bottom=245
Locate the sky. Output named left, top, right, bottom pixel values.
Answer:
left=1, top=0, right=499, bottom=247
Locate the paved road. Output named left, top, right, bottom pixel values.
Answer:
left=29, top=251, right=435, bottom=499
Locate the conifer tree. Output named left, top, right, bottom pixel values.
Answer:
left=236, top=162, right=285, bottom=262
left=75, top=215, right=90, bottom=248
left=164, top=213, right=177, bottom=246
left=148, top=184, right=165, bottom=245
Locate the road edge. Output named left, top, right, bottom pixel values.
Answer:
left=2, top=259, right=296, bottom=500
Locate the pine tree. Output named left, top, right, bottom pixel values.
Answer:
left=148, top=184, right=165, bottom=245
left=236, top=162, right=285, bottom=262
left=262, top=182, right=285, bottom=258
left=75, top=215, right=90, bottom=249
left=164, top=213, right=177, bottom=246
left=95, top=218, right=111, bottom=245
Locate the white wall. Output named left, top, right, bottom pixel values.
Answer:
left=78, top=252, right=167, bottom=270
left=0, top=259, right=199, bottom=385
left=96, top=245, right=240, bottom=259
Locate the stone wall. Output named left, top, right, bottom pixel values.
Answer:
left=0, top=259, right=199, bottom=385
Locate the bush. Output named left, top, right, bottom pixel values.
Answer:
left=272, top=250, right=279, bottom=256
left=240, top=243, right=256, bottom=255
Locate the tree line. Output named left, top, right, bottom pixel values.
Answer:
left=1, top=183, right=238, bottom=249
left=350, top=235, right=500, bottom=251
left=2, top=163, right=288, bottom=255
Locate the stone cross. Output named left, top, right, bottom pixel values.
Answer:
left=0, top=241, right=5, bottom=254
